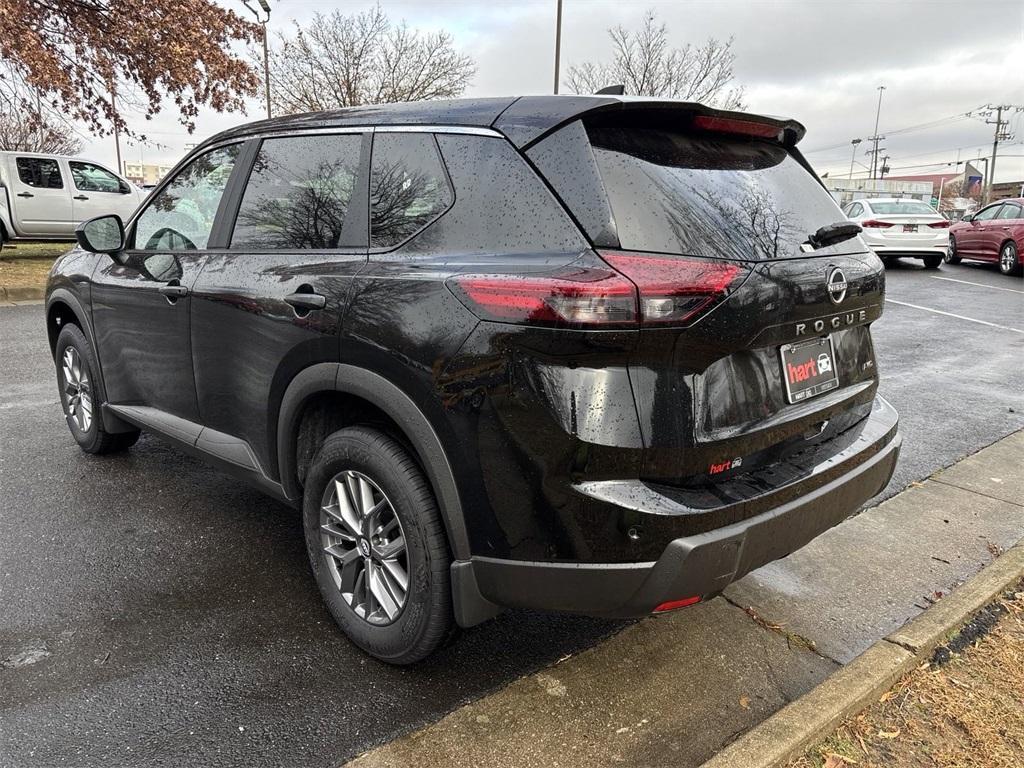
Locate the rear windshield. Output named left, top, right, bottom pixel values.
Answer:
left=866, top=201, right=935, bottom=215
left=584, top=117, right=862, bottom=260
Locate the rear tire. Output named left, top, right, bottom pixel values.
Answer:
left=944, top=237, right=961, bottom=264
left=302, top=426, right=454, bottom=664
left=923, top=255, right=942, bottom=270
left=998, top=241, right=1022, bottom=276
left=55, top=324, right=140, bottom=454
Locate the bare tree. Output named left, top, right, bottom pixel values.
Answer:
left=266, top=5, right=475, bottom=115
left=0, top=109, right=82, bottom=155
left=566, top=10, right=744, bottom=109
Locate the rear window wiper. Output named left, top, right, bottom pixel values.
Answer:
left=806, top=221, right=862, bottom=250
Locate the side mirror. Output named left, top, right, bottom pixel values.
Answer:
left=961, top=213, right=973, bottom=222
left=76, top=214, right=125, bottom=255
left=119, top=180, right=132, bottom=194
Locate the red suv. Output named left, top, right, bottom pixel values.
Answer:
left=947, top=198, right=1024, bottom=276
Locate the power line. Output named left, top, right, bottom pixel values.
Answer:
left=802, top=107, right=985, bottom=155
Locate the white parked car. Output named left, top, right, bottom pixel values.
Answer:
left=0, top=151, right=145, bottom=243
left=841, top=197, right=951, bottom=269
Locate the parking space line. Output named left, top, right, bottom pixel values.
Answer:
left=930, top=276, right=1024, bottom=295
left=885, top=299, right=1024, bottom=334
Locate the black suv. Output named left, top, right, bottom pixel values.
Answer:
left=46, top=96, right=901, bottom=663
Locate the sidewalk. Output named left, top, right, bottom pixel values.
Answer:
left=346, top=431, right=1024, bottom=768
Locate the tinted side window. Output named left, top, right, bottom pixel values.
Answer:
left=404, top=134, right=585, bottom=255
left=527, top=119, right=617, bottom=246
left=370, top=133, right=452, bottom=249
left=69, top=161, right=123, bottom=193
left=973, top=205, right=1002, bottom=221
left=231, top=134, right=362, bottom=250
left=16, top=158, right=63, bottom=189
left=133, top=144, right=240, bottom=251
left=997, top=203, right=1022, bottom=220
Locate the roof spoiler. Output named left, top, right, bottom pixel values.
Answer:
left=494, top=96, right=807, bottom=150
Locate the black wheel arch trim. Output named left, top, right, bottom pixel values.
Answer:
left=46, top=287, right=134, bottom=435
left=277, top=363, right=471, bottom=562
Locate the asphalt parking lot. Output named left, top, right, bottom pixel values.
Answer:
left=1, top=260, right=1022, bottom=768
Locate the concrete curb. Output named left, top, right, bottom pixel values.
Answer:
left=0, top=285, right=45, bottom=302
left=701, top=541, right=1024, bottom=768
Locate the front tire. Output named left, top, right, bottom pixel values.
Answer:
left=923, top=254, right=942, bottom=270
left=302, top=426, right=454, bottom=664
left=54, top=324, right=140, bottom=454
left=999, top=241, right=1022, bottom=276
left=945, top=237, right=961, bottom=264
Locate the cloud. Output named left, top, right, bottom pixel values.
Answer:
left=79, top=0, right=1024, bottom=182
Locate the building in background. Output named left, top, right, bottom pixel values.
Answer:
left=122, top=162, right=174, bottom=187
left=990, top=180, right=1024, bottom=201
left=884, top=163, right=985, bottom=217
left=823, top=177, right=934, bottom=207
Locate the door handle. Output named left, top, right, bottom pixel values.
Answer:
left=159, top=283, right=189, bottom=299
left=17, top=192, right=33, bottom=198
left=284, top=292, right=326, bottom=311
left=74, top=195, right=89, bottom=201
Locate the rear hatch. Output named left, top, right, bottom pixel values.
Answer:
left=527, top=106, right=884, bottom=486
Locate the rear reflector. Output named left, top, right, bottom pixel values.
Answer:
left=928, top=220, right=953, bottom=228
left=692, top=114, right=783, bottom=141
left=860, top=219, right=894, bottom=229
left=654, top=596, right=702, bottom=613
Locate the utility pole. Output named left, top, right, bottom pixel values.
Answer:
left=553, top=0, right=563, bottom=94
left=982, top=104, right=1019, bottom=202
left=848, top=138, right=862, bottom=180
left=880, top=154, right=891, bottom=179
left=869, top=85, right=886, bottom=180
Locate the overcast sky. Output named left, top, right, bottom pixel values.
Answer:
left=82, top=0, right=1024, bottom=185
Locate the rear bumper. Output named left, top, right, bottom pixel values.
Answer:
left=457, top=396, right=900, bottom=621
left=871, top=246, right=947, bottom=257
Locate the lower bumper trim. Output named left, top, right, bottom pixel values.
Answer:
left=467, top=428, right=901, bottom=619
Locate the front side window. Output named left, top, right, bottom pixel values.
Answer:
left=370, top=133, right=452, bottom=249
left=848, top=203, right=863, bottom=217
left=133, top=144, right=240, bottom=251
left=69, top=161, right=123, bottom=193
left=231, top=134, right=362, bottom=250
left=16, top=157, right=63, bottom=189
left=973, top=205, right=1002, bottom=221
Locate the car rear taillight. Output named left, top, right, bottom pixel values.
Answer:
left=692, top=114, right=784, bottom=141
left=860, top=219, right=894, bottom=228
left=598, top=250, right=744, bottom=326
left=449, top=253, right=746, bottom=329
left=449, top=264, right=638, bottom=328
left=928, top=220, right=953, bottom=228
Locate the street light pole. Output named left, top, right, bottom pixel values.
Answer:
left=848, top=138, right=861, bottom=180
left=245, top=0, right=273, bottom=119
left=553, top=0, right=563, bottom=94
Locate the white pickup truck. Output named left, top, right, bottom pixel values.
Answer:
left=0, top=151, right=145, bottom=243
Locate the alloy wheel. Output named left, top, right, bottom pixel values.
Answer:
left=1000, top=244, right=1017, bottom=274
left=62, top=346, right=93, bottom=432
left=319, top=470, right=409, bottom=625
